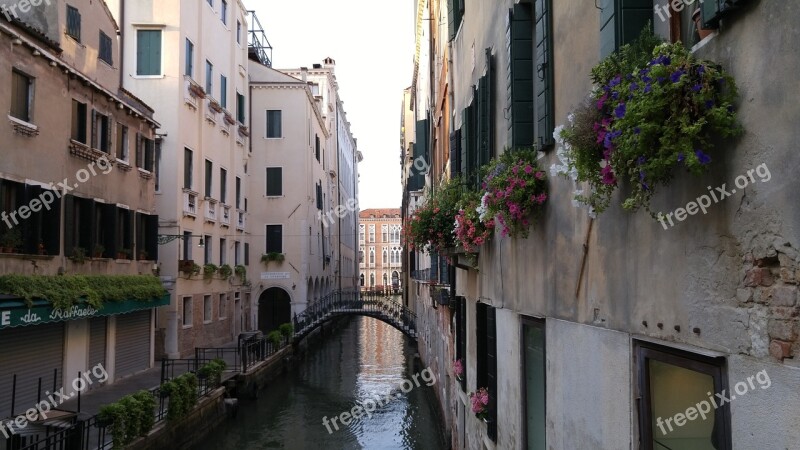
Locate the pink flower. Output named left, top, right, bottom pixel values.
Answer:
left=535, top=171, right=544, bottom=180
left=524, top=165, right=533, bottom=174
left=453, top=359, right=464, bottom=377
left=537, top=193, right=548, bottom=204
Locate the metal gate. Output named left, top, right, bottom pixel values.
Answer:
left=114, top=310, right=151, bottom=380
left=0, top=323, right=65, bottom=417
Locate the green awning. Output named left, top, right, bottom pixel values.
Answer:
left=0, top=295, right=169, bottom=330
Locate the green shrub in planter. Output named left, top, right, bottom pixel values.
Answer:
left=218, top=264, right=233, bottom=278
left=278, top=323, right=293, bottom=339
left=267, top=330, right=282, bottom=347
left=235, top=264, right=247, bottom=282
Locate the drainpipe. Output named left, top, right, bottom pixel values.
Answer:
left=119, top=0, right=125, bottom=89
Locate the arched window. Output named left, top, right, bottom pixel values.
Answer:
left=383, top=273, right=388, bottom=286
left=382, top=247, right=388, bottom=265
left=381, top=224, right=389, bottom=242
left=369, top=247, right=375, bottom=265
left=359, top=274, right=365, bottom=286
left=370, top=273, right=375, bottom=286
left=359, top=224, right=365, bottom=242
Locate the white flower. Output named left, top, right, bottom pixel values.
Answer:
left=553, top=124, right=565, bottom=145
left=567, top=113, right=575, bottom=124
left=588, top=206, right=597, bottom=219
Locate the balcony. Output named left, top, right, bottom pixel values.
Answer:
left=183, top=190, right=198, bottom=217
left=221, top=205, right=231, bottom=227
left=204, top=198, right=217, bottom=223
left=237, top=210, right=246, bottom=231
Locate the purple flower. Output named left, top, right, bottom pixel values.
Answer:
left=697, top=65, right=706, bottom=75
left=630, top=82, right=639, bottom=92
left=640, top=68, right=651, bottom=76
left=637, top=156, right=646, bottom=166
left=601, top=165, right=616, bottom=185
left=692, top=84, right=702, bottom=92
left=695, top=149, right=712, bottom=165
left=611, top=91, right=620, bottom=100
left=634, top=127, right=641, bottom=134
left=670, top=70, right=684, bottom=83
left=658, top=77, right=666, bottom=84
left=644, top=84, right=652, bottom=94
left=597, top=93, right=608, bottom=110
left=614, top=103, right=626, bottom=119
left=609, top=75, right=622, bottom=88
left=677, top=153, right=685, bottom=163
left=642, top=76, right=653, bottom=83
left=705, top=100, right=715, bottom=109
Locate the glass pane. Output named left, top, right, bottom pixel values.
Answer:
left=649, top=360, right=717, bottom=450
left=524, top=324, right=545, bottom=450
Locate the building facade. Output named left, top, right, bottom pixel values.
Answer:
left=405, top=0, right=800, bottom=449
left=0, top=0, right=164, bottom=415
left=359, top=209, right=403, bottom=292
left=108, top=0, right=254, bottom=357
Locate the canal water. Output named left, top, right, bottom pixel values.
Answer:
left=196, top=314, right=448, bottom=449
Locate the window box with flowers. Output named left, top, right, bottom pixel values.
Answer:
left=469, top=387, right=491, bottom=422
left=553, top=28, right=740, bottom=218
left=453, top=359, right=464, bottom=382
left=402, top=177, right=462, bottom=254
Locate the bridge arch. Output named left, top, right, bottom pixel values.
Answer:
left=258, top=287, right=291, bottom=333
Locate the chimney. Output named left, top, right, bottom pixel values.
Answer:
left=313, top=64, right=322, bottom=69
left=300, top=67, right=308, bottom=82
left=323, top=57, right=336, bottom=70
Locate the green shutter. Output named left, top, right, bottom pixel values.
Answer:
left=599, top=0, right=617, bottom=58
left=466, top=101, right=478, bottom=188
left=601, top=0, right=653, bottom=58
left=534, top=0, right=554, bottom=148
left=64, top=195, right=75, bottom=256
left=460, top=109, right=468, bottom=177
left=447, top=0, right=456, bottom=41
left=701, top=0, right=722, bottom=28
left=507, top=4, right=534, bottom=150
left=137, top=30, right=161, bottom=75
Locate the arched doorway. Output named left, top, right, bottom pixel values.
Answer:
left=258, top=287, right=291, bottom=333
left=392, top=271, right=400, bottom=290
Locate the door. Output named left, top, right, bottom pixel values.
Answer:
left=115, top=310, right=152, bottom=380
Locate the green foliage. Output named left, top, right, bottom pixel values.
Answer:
left=191, top=263, right=201, bottom=276
left=71, top=247, right=87, bottom=264
left=0, top=229, right=22, bottom=249
left=403, top=176, right=464, bottom=253
left=198, top=358, right=227, bottom=382
left=218, top=264, right=233, bottom=278
left=234, top=265, right=247, bottom=282
left=479, top=147, right=548, bottom=238
left=266, top=330, right=283, bottom=347
left=561, top=27, right=741, bottom=215
left=162, top=373, right=198, bottom=422
left=278, top=323, right=293, bottom=338
left=0, top=275, right=167, bottom=310
left=203, top=264, right=218, bottom=279
left=98, top=389, right=156, bottom=449
left=93, top=244, right=105, bottom=257
left=261, top=253, right=285, bottom=263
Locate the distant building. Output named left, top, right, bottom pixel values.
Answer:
left=359, top=209, right=402, bottom=293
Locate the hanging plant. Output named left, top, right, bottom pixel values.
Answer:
left=402, top=177, right=463, bottom=253
left=557, top=27, right=741, bottom=216
left=454, top=190, right=494, bottom=253
left=480, top=148, right=548, bottom=238
left=235, top=264, right=247, bottom=282
left=218, top=264, right=233, bottom=278
left=469, top=387, right=490, bottom=421
left=203, top=264, right=218, bottom=279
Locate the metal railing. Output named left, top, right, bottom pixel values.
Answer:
left=239, top=335, right=288, bottom=373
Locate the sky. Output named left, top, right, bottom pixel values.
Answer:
left=250, top=0, right=415, bottom=210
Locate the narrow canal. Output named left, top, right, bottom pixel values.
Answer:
left=196, top=313, right=448, bottom=449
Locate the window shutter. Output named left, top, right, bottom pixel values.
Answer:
left=42, top=188, right=61, bottom=255
left=244, top=242, right=250, bottom=265
left=507, top=4, right=534, bottom=150
left=103, top=203, right=119, bottom=257
left=135, top=133, right=142, bottom=167
left=146, top=214, right=158, bottom=260
left=477, top=52, right=494, bottom=178
left=534, top=0, right=554, bottom=148
left=64, top=195, right=75, bottom=256
left=21, top=185, right=40, bottom=254
left=601, top=0, right=652, bottom=58
left=137, top=31, right=148, bottom=75
left=460, top=108, right=469, bottom=178
left=90, top=110, right=97, bottom=149
left=467, top=101, right=478, bottom=188
left=701, top=0, right=722, bottom=28
left=449, top=129, right=461, bottom=178
left=447, top=0, right=456, bottom=40
left=486, top=306, right=498, bottom=441
left=599, top=0, right=617, bottom=58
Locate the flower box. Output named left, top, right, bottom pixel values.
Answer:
left=188, top=83, right=206, bottom=99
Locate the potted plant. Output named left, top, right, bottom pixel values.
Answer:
left=238, top=125, right=250, bottom=138
left=403, top=177, right=462, bottom=254
left=208, top=100, right=223, bottom=114
left=0, top=229, right=22, bottom=253
left=267, top=330, right=283, bottom=348
left=218, top=264, right=233, bottom=278
left=203, top=263, right=218, bottom=279
left=453, top=359, right=464, bottom=382
left=138, top=249, right=149, bottom=261
left=278, top=323, right=293, bottom=340
left=469, top=387, right=490, bottom=422
left=93, top=244, right=105, bottom=258
left=224, top=113, right=236, bottom=126
left=188, top=83, right=206, bottom=99
left=261, top=252, right=285, bottom=264
left=71, top=247, right=87, bottom=264
left=179, top=259, right=195, bottom=273
left=117, top=248, right=132, bottom=260
left=692, top=7, right=714, bottom=40
left=37, top=241, right=46, bottom=255
left=235, top=264, right=247, bottom=282
left=191, top=263, right=201, bottom=276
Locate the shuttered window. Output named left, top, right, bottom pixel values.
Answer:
left=266, top=225, right=282, bottom=254
left=600, top=0, right=652, bottom=58
left=315, top=182, right=323, bottom=210
left=266, top=167, right=282, bottom=196
left=449, top=129, right=462, bottom=178
left=507, top=4, right=534, bottom=150
left=534, top=0, right=554, bottom=147
left=205, top=159, right=213, bottom=198
left=184, top=148, right=193, bottom=190
left=476, top=302, right=498, bottom=441
left=237, top=92, right=246, bottom=123
left=71, top=100, right=88, bottom=144
left=99, top=31, right=113, bottom=65
left=136, top=212, right=159, bottom=260
left=266, top=110, right=282, bottom=138
left=235, top=176, right=242, bottom=208
left=220, top=168, right=228, bottom=204
left=66, top=5, right=81, bottom=42
left=11, top=70, right=33, bottom=122
left=456, top=297, right=467, bottom=391
left=460, top=103, right=479, bottom=188
left=476, top=51, right=495, bottom=182
left=446, top=0, right=465, bottom=41
left=220, top=75, right=228, bottom=108
left=185, top=39, right=194, bottom=77
left=136, top=30, right=162, bottom=76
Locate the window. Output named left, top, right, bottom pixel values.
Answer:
left=92, top=111, right=111, bottom=153
left=204, top=159, right=213, bottom=198
left=154, top=140, right=162, bottom=191
left=266, top=167, right=283, bottom=196
left=391, top=225, right=401, bottom=243
left=136, top=30, right=162, bottom=76
left=219, top=238, right=226, bottom=265
left=137, top=135, right=155, bottom=171
left=71, top=100, right=88, bottom=144
left=315, top=182, right=323, bottom=210
left=220, top=75, right=227, bottom=108
left=1, top=181, right=60, bottom=255
left=244, top=242, right=250, bottom=265
left=66, top=5, right=81, bottom=42
left=236, top=92, right=246, bottom=123
left=185, top=39, right=194, bottom=77
left=220, top=168, right=228, bottom=204
left=359, top=245, right=364, bottom=264
left=219, top=293, right=227, bottom=319
left=359, top=224, right=365, bottom=243
left=315, top=135, right=321, bottom=162
left=116, top=123, right=129, bottom=161
left=359, top=274, right=365, bottom=286
left=369, top=247, right=375, bottom=265
left=182, top=297, right=193, bottom=326
left=203, top=295, right=212, bottom=323
left=368, top=224, right=375, bottom=243
left=370, top=273, right=375, bottom=287
left=205, top=60, right=213, bottom=95
left=237, top=20, right=242, bottom=44
left=235, top=176, right=241, bottom=208
left=182, top=231, right=192, bottom=260
left=204, top=234, right=212, bottom=264
left=99, top=31, right=113, bottom=65
left=266, top=225, right=283, bottom=254
left=184, top=148, right=193, bottom=189
left=636, top=341, right=731, bottom=450
left=10, top=70, right=33, bottom=123
left=381, top=225, right=388, bottom=243
left=234, top=241, right=240, bottom=265
left=221, top=0, right=228, bottom=25
left=455, top=297, right=467, bottom=390
left=446, top=0, right=465, bottom=40
left=382, top=247, right=388, bottom=265
left=600, top=0, right=652, bottom=58
left=522, top=318, right=546, bottom=450
left=476, top=302, right=498, bottom=441
left=266, top=110, right=282, bottom=138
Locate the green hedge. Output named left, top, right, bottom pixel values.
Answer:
left=0, top=275, right=167, bottom=310
left=98, top=390, right=157, bottom=449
